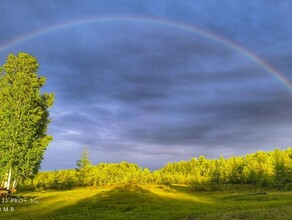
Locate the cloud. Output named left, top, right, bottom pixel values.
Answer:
left=1, top=1, right=291, bottom=170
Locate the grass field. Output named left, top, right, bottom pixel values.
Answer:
left=1, top=185, right=291, bottom=220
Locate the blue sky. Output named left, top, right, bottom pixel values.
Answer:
left=0, top=0, right=292, bottom=170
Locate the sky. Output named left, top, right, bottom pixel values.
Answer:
left=0, top=0, right=292, bottom=171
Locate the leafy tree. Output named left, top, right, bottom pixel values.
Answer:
left=17, top=147, right=292, bottom=190
left=0, top=52, right=54, bottom=181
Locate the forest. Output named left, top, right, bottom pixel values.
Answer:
left=19, top=147, right=292, bottom=191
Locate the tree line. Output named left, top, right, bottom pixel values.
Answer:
left=19, top=147, right=292, bottom=190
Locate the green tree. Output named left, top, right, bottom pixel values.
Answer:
left=76, top=146, right=92, bottom=170
left=0, top=52, right=54, bottom=181
left=76, top=146, right=93, bottom=186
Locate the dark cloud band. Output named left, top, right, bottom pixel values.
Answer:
left=1, top=16, right=290, bottom=92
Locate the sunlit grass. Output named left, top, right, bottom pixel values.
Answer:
left=141, top=185, right=212, bottom=204
left=0, top=187, right=114, bottom=219
left=1, top=185, right=291, bottom=220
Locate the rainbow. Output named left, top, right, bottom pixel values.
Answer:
left=1, top=16, right=291, bottom=91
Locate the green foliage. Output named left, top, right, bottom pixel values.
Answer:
left=18, top=147, right=292, bottom=190
left=75, top=146, right=93, bottom=186
left=76, top=146, right=92, bottom=170
left=0, top=52, right=54, bottom=180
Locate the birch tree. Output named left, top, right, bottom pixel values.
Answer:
left=0, top=52, right=54, bottom=182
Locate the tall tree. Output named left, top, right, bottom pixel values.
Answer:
left=0, top=52, right=54, bottom=181
left=76, top=146, right=92, bottom=170
left=76, top=146, right=92, bottom=186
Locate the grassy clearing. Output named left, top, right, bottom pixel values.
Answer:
left=0, top=185, right=291, bottom=220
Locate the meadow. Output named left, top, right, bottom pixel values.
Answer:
left=1, top=185, right=291, bottom=220
left=1, top=148, right=292, bottom=219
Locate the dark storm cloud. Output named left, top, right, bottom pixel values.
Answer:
left=116, top=91, right=292, bottom=142
left=35, top=23, right=271, bottom=106
left=0, top=1, right=291, bottom=170
left=34, top=21, right=292, bottom=168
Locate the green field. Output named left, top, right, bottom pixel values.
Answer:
left=1, top=185, right=291, bottom=220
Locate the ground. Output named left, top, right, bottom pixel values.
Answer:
left=0, top=185, right=291, bottom=220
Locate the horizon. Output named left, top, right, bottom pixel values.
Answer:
left=40, top=146, right=291, bottom=172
